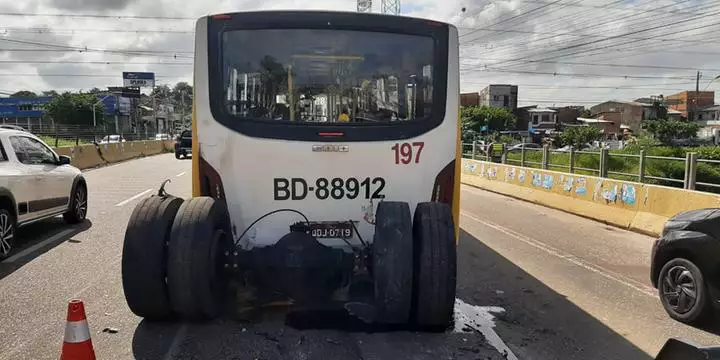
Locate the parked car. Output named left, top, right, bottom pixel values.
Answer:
left=98, top=135, right=126, bottom=144
left=0, top=125, right=27, bottom=132
left=0, top=129, right=87, bottom=260
left=507, top=143, right=542, bottom=152
left=651, top=208, right=720, bottom=325
left=174, top=130, right=192, bottom=159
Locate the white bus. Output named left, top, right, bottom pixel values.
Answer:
left=122, top=10, right=461, bottom=328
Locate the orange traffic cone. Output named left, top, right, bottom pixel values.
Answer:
left=60, top=299, right=96, bottom=360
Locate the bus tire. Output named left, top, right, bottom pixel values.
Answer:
left=167, top=197, right=231, bottom=321
left=122, top=195, right=184, bottom=320
left=412, top=202, right=457, bottom=328
left=373, top=201, right=414, bottom=324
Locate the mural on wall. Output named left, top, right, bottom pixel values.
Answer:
left=518, top=169, right=526, bottom=184
left=487, top=166, right=498, bottom=179
left=561, top=175, right=574, bottom=192
left=531, top=172, right=542, bottom=187
left=543, top=174, right=554, bottom=189
left=602, top=184, right=619, bottom=202
left=506, top=167, right=516, bottom=182
left=575, top=178, right=587, bottom=195
left=621, top=184, right=637, bottom=205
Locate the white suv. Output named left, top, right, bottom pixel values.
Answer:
left=0, top=130, right=87, bottom=260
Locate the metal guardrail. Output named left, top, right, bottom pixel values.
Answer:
left=462, top=142, right=720, bottom=193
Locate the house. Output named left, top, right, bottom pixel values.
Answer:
left=478, top=84, right=518, bottom=112
left=574, top=117, right=620, bottom=135
left=589, top=100, right=656, bottom=133
left=693, top=105, right=720, bottom=141
left=666, top=91, right=715, bottom=119
left=527, top=108, right=557, bottom=132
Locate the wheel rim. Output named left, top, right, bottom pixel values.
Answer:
left=662, top=265, right=698, bottom=314
left=75, top=187, right=87, bottom=220
left=0, top=212, right=14, bottom=257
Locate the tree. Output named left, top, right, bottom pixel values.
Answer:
left=643, top=119, right=699, bottom=145
left=172, top=82, right=193, bottom=114
left=461, top=106, right=517, bottom=133
left=11, top=90, right=37, bottom=97
left=580, top=108, right=592, bottom=118
left=559, top=126, right=602, bottom=148
left=45, top=92, right=105, bottom=126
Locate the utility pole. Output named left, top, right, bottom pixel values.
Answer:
left=691, top=71, right=701, bottom=121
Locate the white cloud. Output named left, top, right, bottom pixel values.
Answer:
left=0, top=0, right=718, bottom=107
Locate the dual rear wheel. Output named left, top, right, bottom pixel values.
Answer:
left=373, top=201, right=457, bottom=328
left=121, top=196, right=230, bottom=321
left=122, top=197, right=457, bottom=327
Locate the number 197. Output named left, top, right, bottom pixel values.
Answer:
left=391, top=142, right=424, bottom=164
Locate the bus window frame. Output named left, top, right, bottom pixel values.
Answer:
left=206, top=11, right=449, bottom=143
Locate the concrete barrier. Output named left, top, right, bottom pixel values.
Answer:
left=461, top=159, right=720, bottom=237
left=52, top=140, right=172, bottom=170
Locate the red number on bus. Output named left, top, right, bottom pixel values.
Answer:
left=391, top=142, right=424, bottom=164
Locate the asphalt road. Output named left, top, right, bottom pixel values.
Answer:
left=0, top=155, right=503, bottom=360
left=460, top=185, right=720, bottom=359
left=1, top=154, right=718, bottom=359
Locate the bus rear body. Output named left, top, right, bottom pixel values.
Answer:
left=193, top=11, right=460, bottom=248
left=121, top=10, right=460, bottom=329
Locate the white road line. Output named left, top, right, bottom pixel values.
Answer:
left=6, top=228, right=74, bottom=263
left=163, top=324, right=188, bottom=360
left=460, top=211, right=656, bottom=297
left=114, top=189, right=153, bottom=207
left=175, top=172, right=186, bottom=177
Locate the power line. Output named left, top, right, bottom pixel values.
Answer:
left=467, top=11, right=720, bottom=71
left=0, top=60, right=192, bottom=65
left=523, top=0, right=708, bottom=16
left=459, top=0, right=567, bottom=40
left=0, top=12, right=194, bottom=20
left=0, top=37, right=193, bottom=57
left=460, top=58, right=720, bottom=73
left=1, top=27, right=194, bottom=34
left=466, top=69, right=696, bottom=80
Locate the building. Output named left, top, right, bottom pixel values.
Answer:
left=589, top=100, right=656, bottom=133
left=0, top=95, right=130, bottom=131
left=666, top=91, right=715, bottom=119
left=574, top=117, right=620, bottom=135
left=460, top=92, right=480, bottom=107
left=693, top=105, right=720, bottom=141
left=527, top=108, right=557, bottom=131
left=478, top=84, right=518, bottom=112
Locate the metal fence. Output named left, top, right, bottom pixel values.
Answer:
left=462, top=142, right=720, bottom=193
left=8, top=123, right=171, bottom=148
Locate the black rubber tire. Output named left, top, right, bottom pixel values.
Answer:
left=412, top=202, right=457, bottom=328
left=175, top=152, right=181, bottom=159
left=658, top=257, right=712, bottom=325
left=373, top=201, right=414, bottom=324
left=0, top=209, right=16, bottom=261
left=63, top=182, right=87, bottom=224
left=167, top=196, right=231, bottom=321
left=121, top=195, right=184, bottom=320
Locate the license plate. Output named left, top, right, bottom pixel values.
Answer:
left=309, top=222, right=353, bottom=239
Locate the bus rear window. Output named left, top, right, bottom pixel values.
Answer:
left=220, top=29, right=435, bottom=124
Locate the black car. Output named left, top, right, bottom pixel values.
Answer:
left=174, top=130, right=192, bottom=159
left=651, top=208, right=720, bottom=325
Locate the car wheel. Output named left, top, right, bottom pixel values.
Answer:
left=175, top=152, right=181, bottom=159
left=63, top=183, right=87, bottom=224
left=0, top=209, right=15, bottom=261
left=658, top=258, right=712, bottom=325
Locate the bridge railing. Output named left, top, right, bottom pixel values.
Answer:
left=461, top=142, right=720, bottom=194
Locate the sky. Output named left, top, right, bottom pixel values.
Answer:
left=0, top=0, right=718, bottom=107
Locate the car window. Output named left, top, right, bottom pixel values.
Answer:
left=10, top=136, right=56, bottom=165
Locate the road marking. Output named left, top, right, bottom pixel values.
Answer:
left=460, top=211, right=656, bottom=297
left=5, top=228, right=74, bottom=263
left=115, top=189, right=153, bottom=207
left=175, top=172, right=186, bottom=177
left=163, top=324, right=188, bottom=360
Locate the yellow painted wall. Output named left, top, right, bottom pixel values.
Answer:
left=461, top=159, right=720, bottom=237
left=51, top=140, right=171, bottom=170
